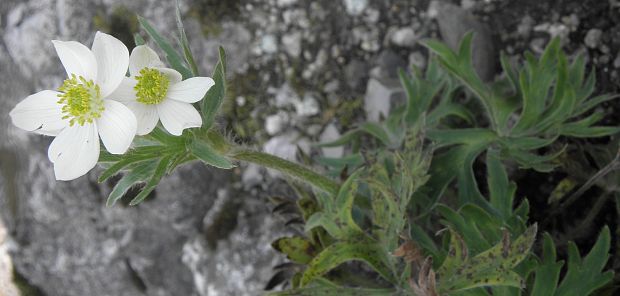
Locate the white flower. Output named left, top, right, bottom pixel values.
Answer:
left=9, top=32, right=137, bottom=181
left=110, top=45, right=214, bottom=136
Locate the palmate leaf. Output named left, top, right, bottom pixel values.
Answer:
left=553, top=226, right=613, bottom=296
left=305, top=171, right=364, bottom=240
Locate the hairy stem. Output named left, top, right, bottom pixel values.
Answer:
left=230, top=149, right=340, bottom=196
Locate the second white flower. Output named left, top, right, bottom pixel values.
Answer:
left=111, top=45, right=214, bottom=136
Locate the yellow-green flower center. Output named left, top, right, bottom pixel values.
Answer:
left=57, top=74, right=104, bottom=126
left=134, top=68, right=170, bottom=105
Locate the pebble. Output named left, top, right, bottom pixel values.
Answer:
left=260, top=34, right=278, bottom=54
left=584, top=28, right=603, bottom=49
left=391, top=27, right=417, bottom=47
left=294, top=94, right=320, bottom=117
left=343, top=0, right=368, bottom=16
left=408, top=51, right=427, bottom=70
left=265, top=112, right=289, bottom=135
left=613, top=52, right=620, bottom=68
left=282, top=31, right=302, bottom=58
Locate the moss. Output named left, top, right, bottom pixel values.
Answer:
left=93, top=6, right=139, bottom=48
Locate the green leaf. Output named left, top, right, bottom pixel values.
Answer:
left=128, top=155, right=172, bottom=206
left=486, top=148, right=516, bottom=219
left=201, top=47, right=227, bottom=130
left=427, top=128, right=497, bottom=148
left=555, top=226, right=614, bottom=296
left=98, top=145, right=173, bottom=183
left=438, top=225, right=537, bottom=293
left=358, top=122, right=392, bottom=146
left=190, top=139, right=235, bottom=169
left=106, top=160, right=158, bottom=207
left=300, top=240, right=395, bottom=286
left=133, top=33, right=145, bottom=46
left=272, top=236, right=317, bottom=264
left=137, top=16, right=192, bottom=78
left=174, top=0, right=198, bottom=76
left=305, top=171, right=364, bottom=239
left=531, top=234, right=563, bottom=296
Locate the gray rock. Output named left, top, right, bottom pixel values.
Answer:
left=263, top=132, right=310, bottom=178
left=585, top=28, right=603, bottom=49
left=364, top=78, right=405, bottom=122
left=0, top=1, right=274, bottom=295
left=435, top=2, right=496, bottom=81
left=376, top=49, right=407, bottom=79
left=0, top=220, right=19, bottom=296
left=320, top=123, right=344, bottom=158
left=344, top=59, right=370, bottom=90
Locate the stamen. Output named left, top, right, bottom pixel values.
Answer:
left=134, top=68, right=170, bottom=105
left=57, top=74, right=104, bottom=126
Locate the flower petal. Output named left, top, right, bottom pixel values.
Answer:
left=126, top=102, right=159, bottom=136
left=92, top=31, right=130, bottom=98
left=107, top=77, right=137, bottom=104
left=129, top=45, right=163, bottom=75
left=9, top=90, right=67, bottom=136
left=166, top=77, right=214, bottom=103
left=157, top=99, right=202, bottom=136
left=52, top=40, right=97, bottom=81
left=97, top=100, right=137, bottom=154
left=156, top=67, right=182, bottom=84
left=47, top=123, right=100, bottom=181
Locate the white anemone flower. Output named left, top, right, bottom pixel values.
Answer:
left=9, top=32, right=137, bottom=181
left=110, top=45, right=214, bottom=136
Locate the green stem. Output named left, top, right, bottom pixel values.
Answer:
left=230, top=149, right=340, bottom=196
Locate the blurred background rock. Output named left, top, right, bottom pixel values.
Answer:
left=0, top=0, right=619, bottom=295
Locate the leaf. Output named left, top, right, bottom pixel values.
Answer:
left=128, top=155, right=172, bottom=206
left=137, top=16, right=192, bottom=78
left=554, top=226, right=614, bottom=296
left=201, top=47, right=227, bottom=129
left=190, top=139, right=235, bottom=169
left=106, top=160, right=158, bottom=207
left=305, top=171, right=364, bottom=239
left=98, top=147, right=167, bottom=182
left=272, top=236, right=317, bottom=264
left=486, top=148, right=516, bottom=219
left=358, top=122, right=392, bottom=146
left=174, top=0, right=198, bottom=76
left=437, top=225, right=537, bottom=293
left=300, top=240, right=396, bottom=286
left=531, top=234, right=563, bottom=296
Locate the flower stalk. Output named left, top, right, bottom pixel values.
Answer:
left=229, top=148, right=340, bottom=196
